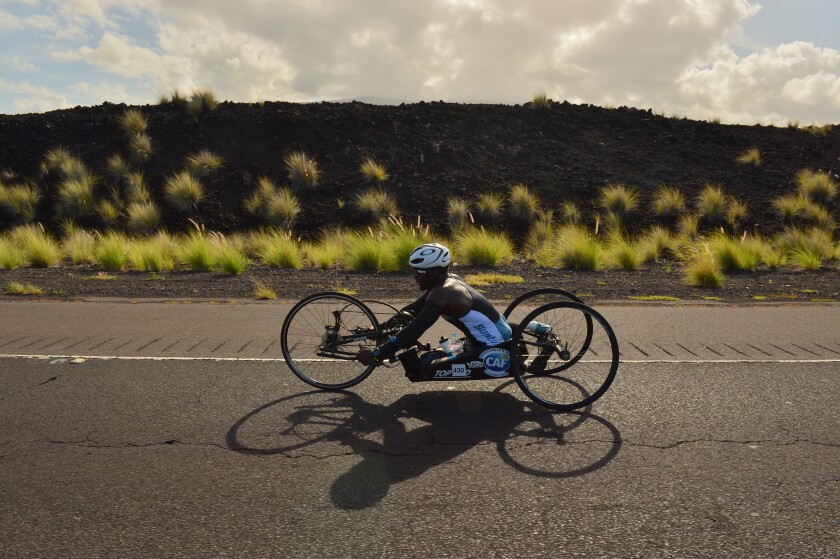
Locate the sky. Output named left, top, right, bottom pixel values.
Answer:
left=1, top=0, right=839, bottom=125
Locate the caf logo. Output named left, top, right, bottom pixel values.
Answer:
left=479, top=348, right=511, bottom=378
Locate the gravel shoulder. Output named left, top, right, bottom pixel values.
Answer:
left=1, top=261, right=838, bottom=304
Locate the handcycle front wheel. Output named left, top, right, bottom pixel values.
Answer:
left=502, top=287, right=585, bottom=321
left=510, top=301, right=619, bottom=411
left=503, top=288, right=592, bottom=374
left=280, top=292, right=382, bottom=390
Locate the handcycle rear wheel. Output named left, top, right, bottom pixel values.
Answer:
left=510, top=301, right=619, bottom=411
left=280, top=292, right=382, bottom=390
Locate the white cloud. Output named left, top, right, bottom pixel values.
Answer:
left=679, top=41, right=840, bottom=124
left=0, top=78, right=68, bottom=113
left=2, top=0, right=839, bottom=124
left=10, top=56, right=36, bottom=71
left=0, top=8, right=55, bottom=30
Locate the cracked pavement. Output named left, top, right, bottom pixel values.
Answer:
left=1, top=356, right=838, bottom=558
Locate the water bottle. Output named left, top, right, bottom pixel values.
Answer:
left=449, top=333, right=463, bottom=355
left=528, top=321, right=552, bottom=335
left=439, top=336, right=452, bottom=356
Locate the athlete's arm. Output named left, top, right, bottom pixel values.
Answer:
left=358, top=302, right=443, bottom=364
left=400, top=291, right=429, bottom=317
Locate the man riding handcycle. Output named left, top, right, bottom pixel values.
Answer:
left=280, top=243, right=619, bottom=411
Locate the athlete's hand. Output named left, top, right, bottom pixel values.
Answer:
left=356, top=348, right=377, bottom=366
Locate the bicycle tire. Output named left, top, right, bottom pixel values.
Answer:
left=510, top=301, right=619, bottom=411
left=503, top=288, right=592, bottom=373
left=281, top=292, right=381, bottom=390
left=502, top=288, right=584, bottom=320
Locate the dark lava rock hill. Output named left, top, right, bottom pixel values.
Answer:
left=1, top=100, right=838, bottom=238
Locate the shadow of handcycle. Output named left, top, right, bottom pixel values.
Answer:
left=226, top=385, right=621, bottom=510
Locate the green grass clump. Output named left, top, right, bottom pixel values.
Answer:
left=128, top=133, right=153, bottom=164
left=599, top=184, right=640, bottom=225
left=244, top=178, right=301, bottom=228
left=709, top=234, right=760, bottom=271
left=652, top=186, right=685, bottom=221
left=94, top=231, right=131, bottom=271
left=776, top=227, right=834, bottom=260
left=629, top=295, right=681, bottom=301
left=61, top=226, right=96, bottom=264
left=379, top=218, right=434, bottom=271
left=96, top=199, right=121, bottom=228
left=476, top=192, right=505, bottom=223
left=726, top=198, right=748, bottom=229
left=10, top=224, right=61, bottom=267
left=773, top=194, right=807, bottom=223
left=164, top=171, right=204, bottom=213
left=213, top=236, right=250, bottom=275
left=187, top=88, right=219, bottom=115
left=790, top=247, right=822, bottom=270
left=696, top=184, right=728, bottom=226
left=463, top=273, right=523, bottom=287
left=0, top=237, right=26, bottom=269
left=525, top=215, right=555, bottom=261
left=508, top=183, right=539, bottom=223
left=252, top=279, right=277, bottom=300
left=251, top=230, right=303, bottom=269
left=304, top=242, right=341, bottom=269
left=606, top=234, right=643, bottom=270
left=531, top=92, right=550, bottom=109
left=56, top=175, right=98, bottom=219
left=553, top=225, right=603, bottom=270
left=801, top=124, right=833, bottom=136
left=360, top=157, right=389, bottom=183
left=185, top=150, right=224, bottom=178
left=344, top=232, right=384, bottom=271
left=735, top=147, right=761, bottom=167
left=106, top=153, right=132, bottom=181
left=124, top=172, right=150, bottom=203
left=332, top=282, right=357, bottom=296
left=447, top=197, right=471, bottom=232
left=178, top=232, right=214, bottom=271
left=5, top=281, right=43, bottom=295
left=560, top=201, right=582, bottom=224
left=118, top=109, right=147, bottom=136
left=353, top=188, right=398, bottom=222
left=639, top=226, right=675, bottom=262
left=160, top=90, right=187, bottom=105
left=284, top=150, right=320, bottom=189
left=265, top=187, right=301, bottom=229
left=802, top=203, right=836, bottom=231
left=244, top=177, right=278, bottom=216
left=0, top=182, right=40, bottom=223
left=453, top=228, right=514, bottom=266
left=303, top=228, right=348, bottom=269
left=131, top=236, right=175, bottom=272
left=685, top=250, right=724, bottom=288
left=796, top=170, right=837, bottom=206
left=125, top=201, right=161, bottom=235
left=41, top=146, right=75, bottom=176
left=677, top=214, right=700, bottom=241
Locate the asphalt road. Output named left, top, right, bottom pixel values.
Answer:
left=1, top=300, right=838, bottom=558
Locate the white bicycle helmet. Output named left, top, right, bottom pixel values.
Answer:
left=409, top=243, right=451, bottom=269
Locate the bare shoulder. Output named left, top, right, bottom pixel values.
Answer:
left=427, top=278, right=469, bottom=306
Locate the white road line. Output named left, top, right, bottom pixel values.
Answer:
left=1, top=354, right=840, bottom=364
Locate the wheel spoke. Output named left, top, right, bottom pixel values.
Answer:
left=511, top=301, right=618, bottom=411
left=281, top=293, right=380, bottom=389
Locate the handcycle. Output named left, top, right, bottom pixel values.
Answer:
left=280, top=288, right=619, bottom=411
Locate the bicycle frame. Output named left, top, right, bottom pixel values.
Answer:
left=281, top=289, right=619, bottom=411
